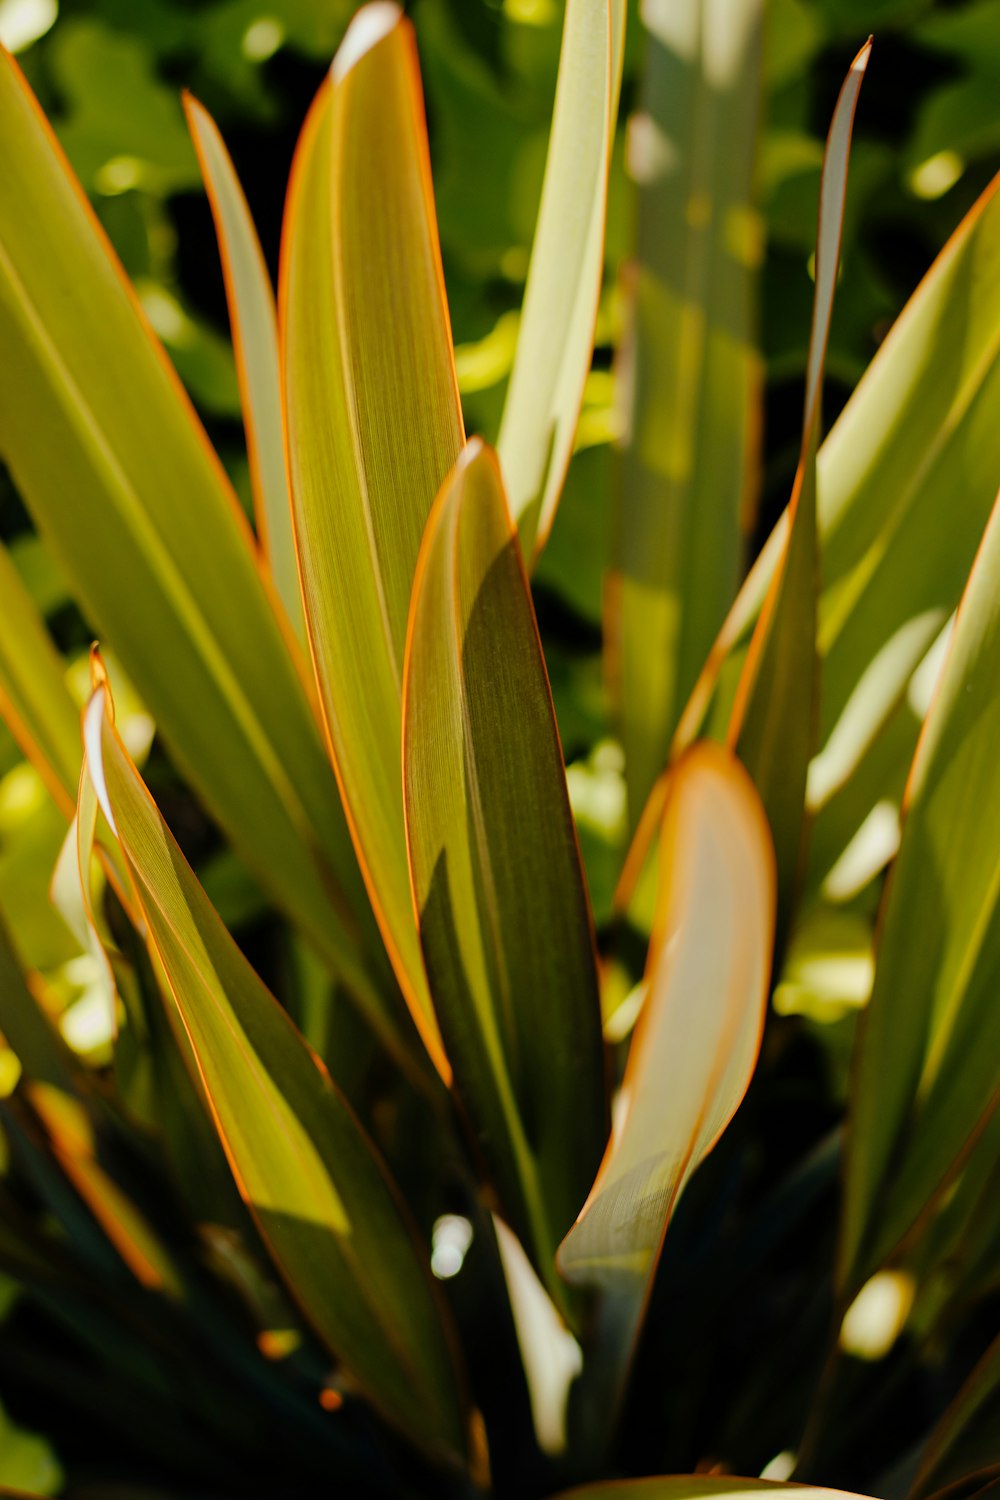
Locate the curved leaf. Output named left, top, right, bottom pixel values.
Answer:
left=840, top=483, right=1000, bottom=1295
left=281, top=3, right=463, bottom=1074
left=403, top=439, right=606, bottom=1299
left=497, top=0, right=625, bottom=561
left=183, top=93, right=304, bottom=641
left=559, top=743, right=774, bottom=1303
left=0, top=44, right=391, bottom=1038
left=550, top=1479, right=874, bottom=1500
left=82, top=679, right=469, bottom=1464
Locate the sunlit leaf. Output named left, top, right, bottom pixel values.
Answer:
left=183, top=92, right=304, bottom=641
left=559, top=744, right=774, bottom=1322
left=281, top=3, right=463, bottom=1075
left=82, top=678, right=470, bottom=1463
left=727, top=39, right=870, bottom=931
left=840, top=484, right=1000, bottom=1296
left=0, top=43, right=394, bottom=1044
left=497, top=0, right=626, bottom=560
left=403, top=439, right=606, bottom=1298
left=549, top=1481, right=875, bottom=1500
left=609, top=0, right=764, bottom=828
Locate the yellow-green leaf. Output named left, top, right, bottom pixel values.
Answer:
left=728, top=40, right=870, bottom=929
left=183, top=93, right=304, bottom=643
left=282, top=3, right=463, bottom=1075
left=840, top=483, right=1000, bottom=1296
left=82, top=681, right=470, bottom=1463
left=609, top=0, right=763, bottom=829
left=549, top=1479, right=875, bottom=1500
left=0, top=44, right=390, bottom=1039
left=559, top=743, right=774, bottom=1302
left=403, top=439, right=606, bottom=1300
left=497, top=0, right=626, bottom=562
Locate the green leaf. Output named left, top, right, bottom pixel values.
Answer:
left=609, top=0, right=764, bottom=828
left=82, top=679, right=470, bottom=1464
left=911, top=1331, right=1000, bottom=1498
left=727, top=39, right=870, bottom=930
left=281, top=3, right=463, bottom=1076
left=403, top=439, right=606, bottom=1299
left=183, top=92, right=304, bottom=643
left=680, top=170, right=1000, bottom=900
left=497, top=0, right=626, bottom=561
left=548, top=1476, right=875, bottom=1500
left=559, top=745, right=774, bottom=1316
left=0, top=540, right=79, bottom=816
left=840, top=483, right=1000, bottom=1296
left=0, top=44, right=393, bottom=1041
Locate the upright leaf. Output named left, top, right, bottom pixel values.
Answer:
left=0, top=541, right=78, bottom=816
left=728, top=41, right=870, bottom=927
left=609, top=0, right=764, bottom=829
left=183, top=93, right=304, bottom=642
left=559, top=745, right=774, bottom=1326
left=82, top=682, right=469, bottom=1464
left=911, top=1333, right=1000, bottom=1498
left=282, top=3, right=463, bottom=1075
left=496, top=0, right=626, bottom=561
left=840, top=485, right=1000, bottom=1296
left=403, top=440, right=606, bottom=1299
left=0, top=44, right=391, bottom=1039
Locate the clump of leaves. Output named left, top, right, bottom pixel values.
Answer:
left=0, top=3, right=998, bottom=1499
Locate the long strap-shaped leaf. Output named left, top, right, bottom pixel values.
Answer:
left=727, top=40, right=870, bottom=931
left=0, top=45, right=390, bottom=1036
left=81, top=679, right=470, bottom=1464
left=911, top=1331, right=1000, bottom=1497
left=549, top=1479, right=875, bottom=1500
left=609, top=0, right=764, bottom=830
left=0, top=540, right=79, bottom=817
left=839, top=483, right=1000, bottom=1298
left=497, top=0, right=626, bottom=562
left=183, top=93, right=305, bottom=643
left=281, top=3, right=463, bottom=1075
left=559, top=744, right=774, bottom=1329
left=675, top=171, right=1000, bottom=895
left=403, top=439, right=607, bottom=1304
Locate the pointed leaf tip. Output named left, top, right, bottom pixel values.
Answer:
left=333, top=2, right=403, bottom=81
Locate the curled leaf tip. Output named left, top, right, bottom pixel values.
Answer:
left=332, top=2, right=403, bottom=83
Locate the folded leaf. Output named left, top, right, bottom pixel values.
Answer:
left=403, top=439, right=606, bottom=1298
left=82, top=679, right=469, bottom=1463
left=281, top=3, right=463, bottom=1074
left=728, top=39, right=870, bottom=932
left=559, top=743, right=774, bottom=1302
left=609, top=0, right=764, bottom=829
left=497, top=0, right=626, bottom=561
left=0, top=44, right=389, bottom=1038
left=183, top=93, right=304, bottom=642
left=840, top=483, right=1000, bottom=1296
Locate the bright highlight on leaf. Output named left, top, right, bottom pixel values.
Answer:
left=559, top=743, right=775, bottom=1292
left=497, top=0, right=626, bottom=560
left=281, top=2, right=463, bottom=1075
left=81, top=675, right=470, bottom=1464
left=403, top=439, right=606, bottom=1294
left=183, top=92, right=305, bottom=643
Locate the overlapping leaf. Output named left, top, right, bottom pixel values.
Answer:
left=559, top=744, right=774, bottom=1309
left=403, top=439, right=606, bottom=1298
left=183, top=93, right=304, bottom=641
left=840, top=485, right=1000, bottom=1296
left=281, top=3, right=463, bottom=1075
left=82, top=680, right=469, bottom=1463
left=0, top=44, right=391, bottom=1040
left=727, top=40, right=870, bottom=929
left=609, top=0, right=763, bottom=829
left=497, top=0, right=626, bottom=561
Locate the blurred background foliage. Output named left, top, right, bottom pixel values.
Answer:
left=0, top=0, right=997, bottom=1491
